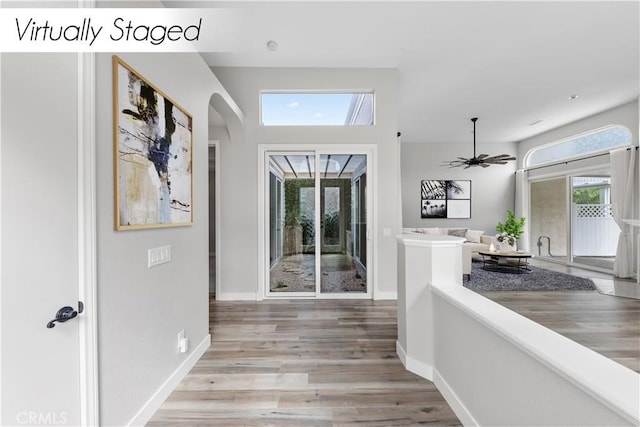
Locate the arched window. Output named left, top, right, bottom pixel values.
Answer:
left=524, top=125, right=632, bottom=167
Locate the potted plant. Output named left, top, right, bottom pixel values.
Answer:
left=495, top=210, right=526, bottom=252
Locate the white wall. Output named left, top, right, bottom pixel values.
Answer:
left=401, top=141, right=518, bottom=235
left=211, top=67, right=400, bottom=298
left=95, top=53, right=238, bottom=426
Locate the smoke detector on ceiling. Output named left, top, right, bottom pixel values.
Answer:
left=266, top=40, right=279, bottom=52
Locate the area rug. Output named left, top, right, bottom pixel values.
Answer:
left=463, top=259, right=596, bottom=292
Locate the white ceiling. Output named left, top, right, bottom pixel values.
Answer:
left=189, top=1, right=639, bottom=145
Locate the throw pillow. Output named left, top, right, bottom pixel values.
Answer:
left=465, top=230, right=483, bottom=243
left=447, top=228, right=468, bottom=238
left=424, top=227, right=440, bottom=235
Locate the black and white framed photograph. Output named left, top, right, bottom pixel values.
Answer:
left=421, top=180, right=471, bottom=218
left=421, top=180, right=447, bottom=200
left=421, top=199, right=447, bottom=218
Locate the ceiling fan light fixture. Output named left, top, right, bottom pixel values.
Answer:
left=443, top=117, right=516, bottom=168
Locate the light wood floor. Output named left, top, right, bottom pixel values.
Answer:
left=480, top=258, right=640, bottom=374
left=149, top=260, right=639, bottom=426
left=147, top=298, right=462, bottom=426
left=481, top=289, right=640, bottom=373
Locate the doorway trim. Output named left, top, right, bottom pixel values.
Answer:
left=0, top=44, right=3, bottom=426
left=208, top=140, right=221, bottom=299
left=258, top=144, right=377, bottom=300
left=77, top=52, right=100, bottom=426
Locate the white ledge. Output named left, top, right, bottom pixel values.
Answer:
left=395, top=233, right=464, bottom=248
left=431, top=282, right=640, bottom=424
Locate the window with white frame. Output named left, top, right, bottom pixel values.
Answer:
left=261, top=92, right=374, bottom=126
left=525, top=125, right=632, bottom=167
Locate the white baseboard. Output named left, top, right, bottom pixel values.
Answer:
left=374, top=290, right=397, bottom=300
left=396, top=340, right=407, bottom=365
left=127, top=334, right=211, bottom=427
left=216, top=292, right=258, bottom=301
left=397, top=342, right=475, bottom=426
left=433, top=368, right=478, bottom=427
left=396, top=340, right=433, bottom=381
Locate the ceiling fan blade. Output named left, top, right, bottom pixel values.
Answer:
left=457, top=157, right=470, bottom=161
left=480, top=163, right=490, bottom=168
left=484, top=154, right=515, bottom=162
left=446, top=160, right=467, bottom=167
left=477, top=154, right=489, bottom=159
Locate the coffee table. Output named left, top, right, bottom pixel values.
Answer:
left=478, top=250, right=532, bottom=274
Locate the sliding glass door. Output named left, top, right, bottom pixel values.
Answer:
left=319, top=154, right=367, bottom=295
left=529, top=172, right=618, bottom=272
left=530, top=178, right=568, bottom=263
left=570, top=175, right=618, bottom=271
left=268, top=153, right=316, bottom=296
left=266, top=150, right=370, bottom=298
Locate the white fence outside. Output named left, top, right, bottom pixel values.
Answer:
left=572, top=204, right=620, bottom=256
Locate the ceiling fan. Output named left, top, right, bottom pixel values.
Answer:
left=444, top=117, right=516, bottom=168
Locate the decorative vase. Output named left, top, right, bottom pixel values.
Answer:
left=499, top=241, right=516, bottom=253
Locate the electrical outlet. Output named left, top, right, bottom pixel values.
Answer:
left=178, top=330, right=188, bottom=353
left=148, top=245, right=171, bottom=268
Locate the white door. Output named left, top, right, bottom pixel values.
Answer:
left=1, top=54, right=83, bottom=426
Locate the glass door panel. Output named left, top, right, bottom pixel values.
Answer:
left=570, top=175, right=618, bottom=271
left=354, top=173, right=367, bottom=267
left=530, top=178, right=568, bottom=263
left=319, top=154, right=367, bottom=294
left=268, top=154, right=316, bottom=295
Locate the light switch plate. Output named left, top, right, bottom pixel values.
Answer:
left=148, top=245, right=171, bottom=268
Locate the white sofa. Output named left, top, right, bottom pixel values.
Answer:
left=401, top=227, right=495, bottom=277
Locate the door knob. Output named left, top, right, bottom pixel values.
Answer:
left=46, top=302, right=83, bottom=329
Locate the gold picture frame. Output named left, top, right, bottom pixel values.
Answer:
left=113, top=55, right=193, bottom=230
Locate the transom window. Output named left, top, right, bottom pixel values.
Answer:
left=261, top=92, right=374, bottom=126
left=524, top=125, right=632, bottom=167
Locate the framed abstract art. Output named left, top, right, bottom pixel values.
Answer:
left=113, top=56, right=193, bottom=230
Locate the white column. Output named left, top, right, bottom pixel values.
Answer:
left=395, top=233, right=464, bottom=380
